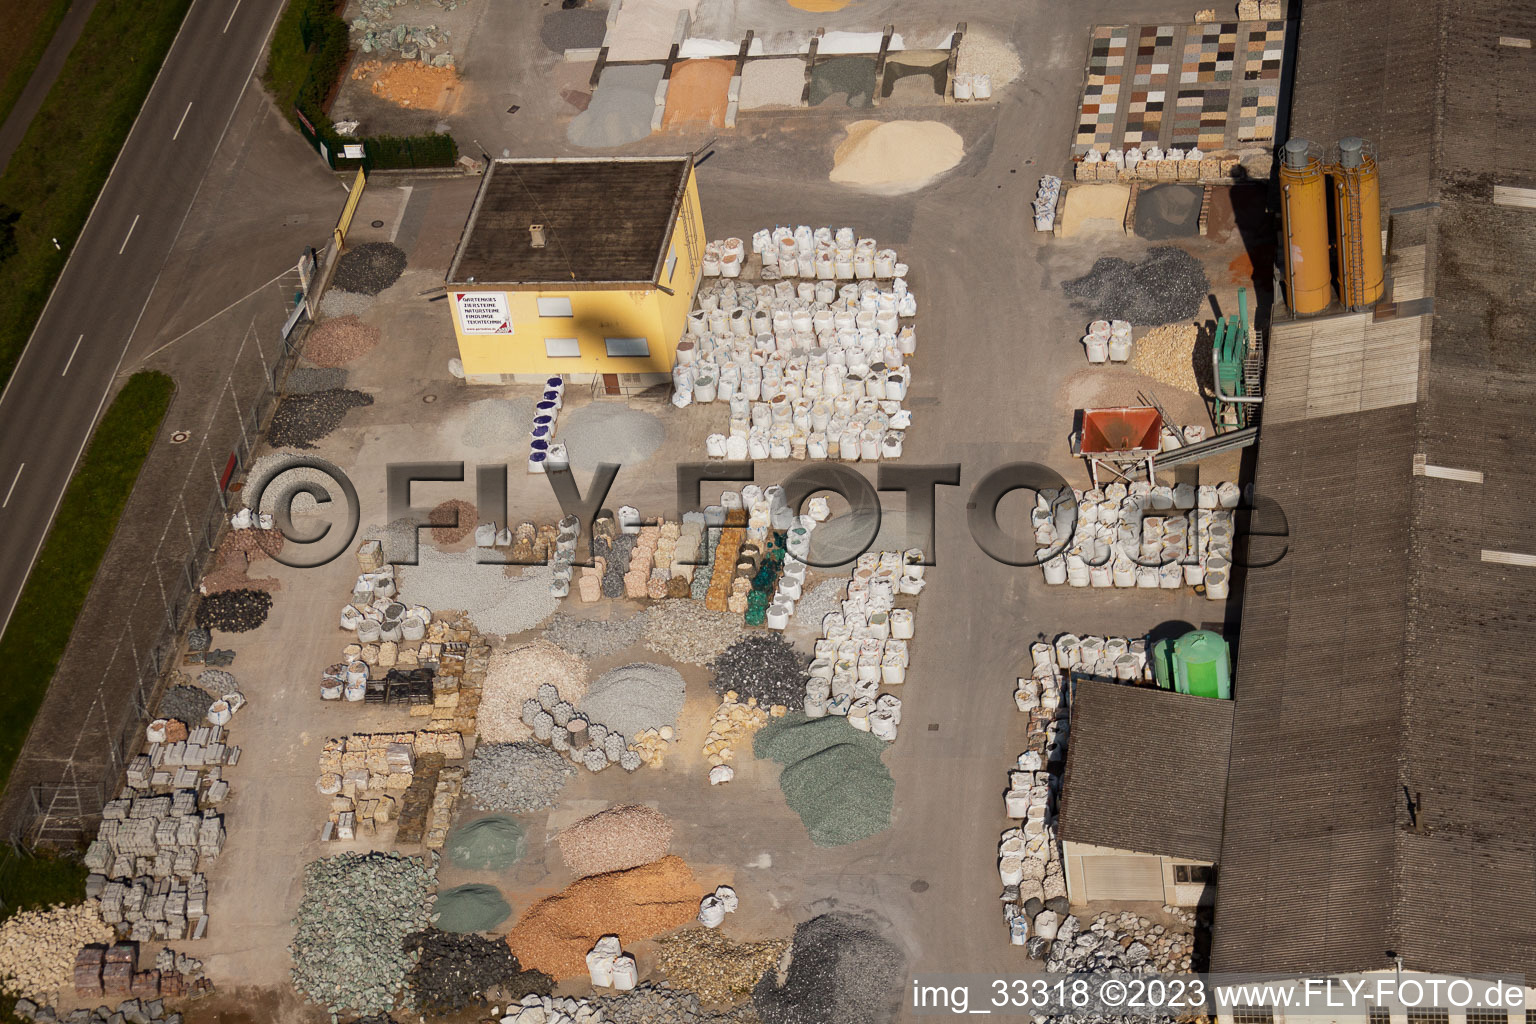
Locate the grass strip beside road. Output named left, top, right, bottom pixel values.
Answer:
left=0, top=0, right=73, bottom=130
left=0, top=0, right=195, bottom=387
left=0, top=371, right=174, bottom=797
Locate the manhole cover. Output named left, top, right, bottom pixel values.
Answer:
left=910, top=879, right=930, bottom=893
left=169, top=430, right=191, bottom=444
left=423, top=394, right=438, bottom=403
left=371, top=219, right=385, bottom=228
left=927, top=723, right=939, bottom=731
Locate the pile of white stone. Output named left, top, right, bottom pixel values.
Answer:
left=499, top=993, right=607, bottom=1023
left=675, top=226, right=917, bottom=464
left=1041, top=908, right=1198, bottom=973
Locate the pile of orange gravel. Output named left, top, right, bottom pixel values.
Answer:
left=504, top=857, right=704, bottom=978
left=430, top=499, right=477, bottom=544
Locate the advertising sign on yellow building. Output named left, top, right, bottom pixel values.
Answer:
left=445, top=156, right=705, bottom=381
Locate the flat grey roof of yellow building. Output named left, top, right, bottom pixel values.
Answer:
left=446, top=156, right=693, bottom=287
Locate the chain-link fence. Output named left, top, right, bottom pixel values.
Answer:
left=16, top=263, right=314, bottom=848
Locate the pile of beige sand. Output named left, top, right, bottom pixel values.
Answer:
left=829, top=120, right=964, bottom=194
left=1059, top=183, right=1131, bottom=237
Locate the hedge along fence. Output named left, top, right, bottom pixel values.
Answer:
left=264, top=0, right=457, bottom=170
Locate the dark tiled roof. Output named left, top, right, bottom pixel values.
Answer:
left=1058, top=681, right=1234, bottom=863
left=447, top=157, right=692, bottom=285
left=1212, top=0, right=1536, bottom=977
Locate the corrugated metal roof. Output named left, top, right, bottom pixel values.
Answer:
left=1212, top=0, right=1536, bottom=978
left=1057, top=681, right=1234, bottom=863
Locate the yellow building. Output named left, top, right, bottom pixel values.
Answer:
left=445, top=155, right=705, bottom=384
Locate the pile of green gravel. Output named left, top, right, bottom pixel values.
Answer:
left=753, top=715, right=894, bottom=846
left=432, top=883, right=512, bottom=933
left=445, top=814, right=527, bottom=871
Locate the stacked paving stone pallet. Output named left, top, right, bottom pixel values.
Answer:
left=84, top=711, right=243, bottom=940
left=1034, top=480, right=1241, bottom=597
left=801, top=549, right=924, bottom=744
left=333, top=542, right=488, bottom=732
left=518, top=681, right=645, bottom=774
left=1000, top=651, right=1070, bottom=952
left=70, top=942, right=208, bottom=1007
left=675, top=225, right=918, bottom=464
left=316, top=730, right=467, bottom=848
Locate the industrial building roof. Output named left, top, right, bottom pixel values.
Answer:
left=1210, top=0, right=1536, bottom=977
left=1057, top=681, right=1233, bottom=864
left=446, top=157, right=693, bottom=286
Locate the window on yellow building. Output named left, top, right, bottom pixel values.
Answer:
left=666, top=250, right=678, bottom=282
left=605, top=337, right=649, bottom=358
left=537, top=297, right=573, bottom=317
left=545, top=338, right=581, bottom=358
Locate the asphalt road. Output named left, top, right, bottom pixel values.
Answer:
left=0, top=0, right=288, bottom=638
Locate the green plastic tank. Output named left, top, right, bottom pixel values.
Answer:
left=1171, top=630, right=1231, bottom=699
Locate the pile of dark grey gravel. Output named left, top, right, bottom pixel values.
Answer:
left=404, top=930, right=552, bottom=1012
left=267, top=388, right=373, bottom=449
left=194, top=588, right=272, bottom=632
left=333, top=241, right=408, bottom=295
left=709, top=634, right=807, bottom=708
left=753, top=913, right=905, bottom=1024
left=285, top=366, right=349, bottom=395
left=157, top=684, right=217, bottom=724
left=1060, top=246, right=1209, bottom=325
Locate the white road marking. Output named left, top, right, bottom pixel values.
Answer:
left=118, top=214, right=140, bottom=254
left=1499, top=36, right=1531, bottom=47
left=223, top=0, right=242, bottom=33
left=173, top=101, right=193, bottom=140
left=61, top=334, right=83, bottom=376
left=390, top=185, right=413, bottom=243
left=1482, top=550, right=1536, bottom=568
left=3, top=464, right=24, bottom=509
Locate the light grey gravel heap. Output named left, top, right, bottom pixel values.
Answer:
left=398, top=550, right=558, bottom=637
left=543, top=611, right=646, bottom=660
left=284, top=366, right=350, bottom=395
left=463, top=741, right=576, bottom=812
left=787, top=579, right=844, bottom=630
left=579, top=663, right=685, bottom=739
left=641, top=601, right=744, bottom=666
left=461, top=396, right=537, bottom=449
left=289, top=851, right=436, bottom=1015
left=752, top=912, right=904, bottom=1024
left=1060, top=246, right=1209, bottom=325
left=554, top=403, right=666, bottom=473
left=240, top=452, right=340, bottom=514
left=319, top=290, right=373, bottom=319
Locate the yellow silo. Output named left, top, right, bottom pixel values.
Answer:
left=1330, top=137, right=1385, bottom=309
left=1278, top=139, right=1331, bottom=316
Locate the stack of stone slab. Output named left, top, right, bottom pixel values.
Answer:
left=317, top=731, right=467, bottom=848
left=85, top=780, right=223, bottom=942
